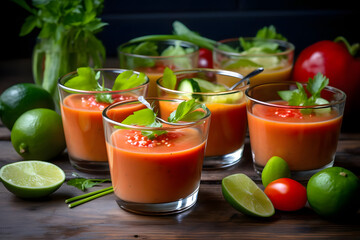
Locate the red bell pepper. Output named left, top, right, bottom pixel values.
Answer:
left=292, top=37, right=360, bottom=131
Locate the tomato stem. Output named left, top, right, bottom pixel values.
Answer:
left=334, top=36, right=359, bottom=57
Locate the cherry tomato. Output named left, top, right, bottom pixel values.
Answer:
left=198, top=48, right=213, bottom=68
left=264, top=178, right=307, bottom=211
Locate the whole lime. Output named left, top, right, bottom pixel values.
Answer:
left=0, top=83, right=55, bottom=130
left=11, top=108, right=66, bottom=161
left=261, top=156, right=291, bottom=187
left=307, top=167, right=360, bottom=218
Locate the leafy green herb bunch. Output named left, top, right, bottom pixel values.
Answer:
left=13, top=0, right=108, bottom=104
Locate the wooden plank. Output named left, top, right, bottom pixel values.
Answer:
left=0, top=183, right=359, bottom=239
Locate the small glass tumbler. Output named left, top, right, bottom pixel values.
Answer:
left=157, top=69, right=248, bottom=169
left=245, top=81, right=346, bottom=180
left=58, top=69, right=149, bottom=173
left=102, top=98, right=211, bottom=215
left=118, top=39, right=199, bottom=97
left=213, top=38, right=294, bottom=86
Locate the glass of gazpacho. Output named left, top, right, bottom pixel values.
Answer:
left=118, top=39, right=199, bottom=97
left=246, top=78, right=346, bottom=180
left=102, top=97, right=211, bottom=215
left=213, top=38, right=294, bottom=86
left=157, top=68, right=248, bottom=169
left=58, top=68, right=149, bottom=173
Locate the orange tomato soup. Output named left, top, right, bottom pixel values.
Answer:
left=60, top=94, right=139, bottom=162
left=248, top=103, right=342, bottom=171
left=204, top=102, right=247, bottom=156
left=106, top=128, right=205, bottom=203
left=159, top=101, right=247, bottom=157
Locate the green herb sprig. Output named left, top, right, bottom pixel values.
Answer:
left=64, top=67, right=147, bottom=104
left=120, top=97, right=207, bottom=140
left=168, top=99, right=207, bottom=122
left=278, top=73, right=330, bottom=114
left=65, top=174, right=113, bottom=208
left=67, top=177, right=111, bottom=191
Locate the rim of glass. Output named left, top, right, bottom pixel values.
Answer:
left=245, top=81, right=346, bottom=109
left=118, top=39, right=200, bottom=59
left=157, top=68, right=248, bottom=96
left=213, top=37, right=295, bottom=57
left=58, top=68, right=149, bottom=94
left=102, top=97, right=212, bottom=130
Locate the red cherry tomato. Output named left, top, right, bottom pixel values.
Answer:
left=264, top=178, right=307, bottom=211
left=198, top=48, right=213, bottom=68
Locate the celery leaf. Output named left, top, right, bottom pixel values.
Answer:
left=161, top=67, right=177, bottom=90
left=278, top=73, right=330, bottom=107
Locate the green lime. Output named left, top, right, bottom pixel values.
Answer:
left=307, top=167, right=360, bottom=218
left=0, top=160, right=65, bottom=198
left=222, top=173, right=275, bottom=217
left=261, top=156, right=291, bottom=187
left=11, top=108, right=66, bottom=161
left=0, top=83, right=55, bottom=130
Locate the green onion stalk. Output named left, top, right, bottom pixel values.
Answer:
left=13, top=0, right=107, bottom=110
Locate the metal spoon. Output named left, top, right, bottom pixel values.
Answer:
left=229, top=67, right=264, bottom=90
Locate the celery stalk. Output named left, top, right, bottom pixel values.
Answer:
left=13, top=0, right=107, bottom=108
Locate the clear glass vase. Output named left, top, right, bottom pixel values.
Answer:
left=32, top=36, right=105, bottom=110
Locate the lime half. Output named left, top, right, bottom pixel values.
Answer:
left=222, top=173, right=275, bottom=217
left=0, top=161, right=65, bottom=199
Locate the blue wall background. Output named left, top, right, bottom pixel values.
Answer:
left=4, top=0, right=359, bottom=60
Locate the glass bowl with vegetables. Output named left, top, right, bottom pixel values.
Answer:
left=213, top=26, right=295, bottom=87
left=118, top=39, right=199, bottom=97
left=58, top=68, right=149, bottom=173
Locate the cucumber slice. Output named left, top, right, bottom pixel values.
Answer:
left=204, top=92, right=243, bottom=104
left=177, top=78, right=242, bottom=103
left=178, top=79, right=201, bottom=93
left=192, top=78, right=227, bottom=92
left=177, top=79, right=202, bottom=100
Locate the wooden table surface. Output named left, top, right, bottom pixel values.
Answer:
left=1, top=59, right=359, bottom=239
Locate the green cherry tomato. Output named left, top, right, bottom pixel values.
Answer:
left=264, top=178, right=307, bottom=211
